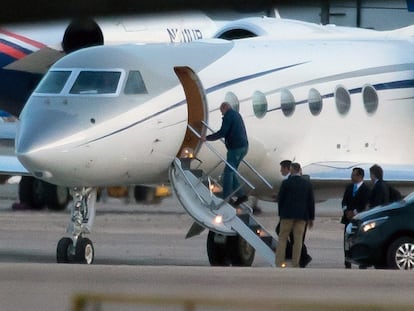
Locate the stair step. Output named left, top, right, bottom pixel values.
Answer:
left=248, top=224, right=262, bottom=234
left=261, top=236, right=274, bottom=247
left=237, top=213, right=251, bottom=224
left=189, top=169, right=203, bottom=178
left=170, top=157, right=277, bottom=266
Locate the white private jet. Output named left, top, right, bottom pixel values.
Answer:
left=0, top=11, right=261, bottom=210
left=12, top=16, right=414, bottom=266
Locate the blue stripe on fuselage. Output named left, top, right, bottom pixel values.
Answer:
left=78, top=67, right=414, bottom=146
left=79, top=63, right=307, bottom=146
left=205, top=62, right=309, bottom=94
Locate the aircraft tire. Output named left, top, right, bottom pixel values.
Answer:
left=57, top=237, right=73, bottom=263
left=18, top=176, right=37, bottom=208
left=134, top=185, right=155, bottom=202
left=228, top=235, right=255, bottom=267
left=206, top=231, right=229, bottom=266
left=33, top=178, right=69, bottom=210
left=41, top=182, right=70, bottom=211
left=19, top=177, right=70, bottom=210
left=75, top=237, right=94, bottom=264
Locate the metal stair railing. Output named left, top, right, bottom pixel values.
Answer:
left=186, top=124, right=255, bottom=203
left=172, top=157, right=212, bottom=206
left=201, top=120, right=273, bottom=190
left=173, top=125, right=277, bottom=266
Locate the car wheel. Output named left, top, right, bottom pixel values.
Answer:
left=386, top=236, right=414, bottom=270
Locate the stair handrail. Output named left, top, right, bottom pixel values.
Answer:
left=172, top=158, right=212, bottom=206
left=201, top=120, right=273, bottom=189
left=187, top=124, right=255, bottom=190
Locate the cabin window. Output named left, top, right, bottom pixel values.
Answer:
left=252, top=91, right=267, bottom=118
left=124, top=71, right=148, bottom=94
left=35, top=71, right=71, bottom=94
left=280, top=89, right=295, bottom=117
left=70, top=71, right=121, bottom=94
left=362, top=85, right=378, bottom=114
left=224, top=92, right=239, bottom=112
left=335, top=86, right=351, bottom=115
left=308, top=88, right=322, bottom=116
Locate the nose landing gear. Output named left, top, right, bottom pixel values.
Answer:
left=56, top=187, right=96, bottom=264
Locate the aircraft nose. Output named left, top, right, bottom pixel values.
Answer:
left=15, top=104, right=84, bottom=179
left=16, top=108, right=79, bottom=154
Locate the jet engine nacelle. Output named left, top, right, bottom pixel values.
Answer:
left=62, top=18, right=104, bottom=53
left=214, top=16, right=331, bottom=40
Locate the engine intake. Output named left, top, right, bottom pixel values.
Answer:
left=62, top=18, right=104, bottom=53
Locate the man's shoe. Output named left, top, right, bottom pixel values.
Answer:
left=299, top=255, right=312, bottom=268
left=345, top=261, right=352, bottom=269
left=234, top=195, right=248, bottom=206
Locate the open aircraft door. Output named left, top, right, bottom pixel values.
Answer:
left=171, top=66, right=276, bottom=267
left=173, top=66, right=208, bottom=159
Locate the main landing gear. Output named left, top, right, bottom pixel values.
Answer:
left=56, top=187, right=96, bottom=264
left=207, top=231, right=255, bottom=266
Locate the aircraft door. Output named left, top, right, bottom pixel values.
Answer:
left=174, top=66, right=208, bottom=158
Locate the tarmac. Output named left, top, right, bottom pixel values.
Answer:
left=1, top=182, right=414, bottom=311
left=0, top=185, right=414, bottom=311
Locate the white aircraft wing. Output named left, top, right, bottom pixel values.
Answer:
left=0, top=155, right=28, bottom=175
left=0, top=121, right=29, bottom=176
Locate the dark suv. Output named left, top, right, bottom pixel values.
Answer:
left=345, top=193, right=414, bottom=270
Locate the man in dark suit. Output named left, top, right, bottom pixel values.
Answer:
left=276, top=162, right=315, bottom=268
left=369, top=164, right=389, bottom=208
left=341, top=167, right=371, bottom=268
left=276, top=160, right=312, bottom=267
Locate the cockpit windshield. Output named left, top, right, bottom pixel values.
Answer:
left=35, top=71, right=71, bottom=94
left=70, top=71, right=121, bottom=94
left=124, top=71, right=148, bottom=94
left=34, top=69, right=148, bottom=96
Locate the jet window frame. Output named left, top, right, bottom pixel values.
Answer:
left=35, top=68, right=126, bottom=96
left=362, top=84, right=378, bottom=115
left=280, top=89, right=296, bottom=117
left=34, top=70, right=72, bottom=94
left=224, top=91, right=240, bottom=112
left=69, top=69, right=125, bottom=96
left=124, top=70, right=148, bottom=95
left=252, top=90, right=268, bottom=119
left=335, top=85, right=351, bottom=116
left=308, top=88, right=323, bottom=116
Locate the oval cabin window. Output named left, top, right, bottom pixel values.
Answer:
left=252, top=91, right=267, bottom=119
left=362, top=85, right=378, bottom=114
left=225, top=92, right=240, bottom=112
left=335, top=86, right=351, bottom=115
left=308, top=88, right=322, bottom=116
left=280, top=89, right=295, bottom=117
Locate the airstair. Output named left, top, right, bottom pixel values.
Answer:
left=169, top=123, right=277, bottom=266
